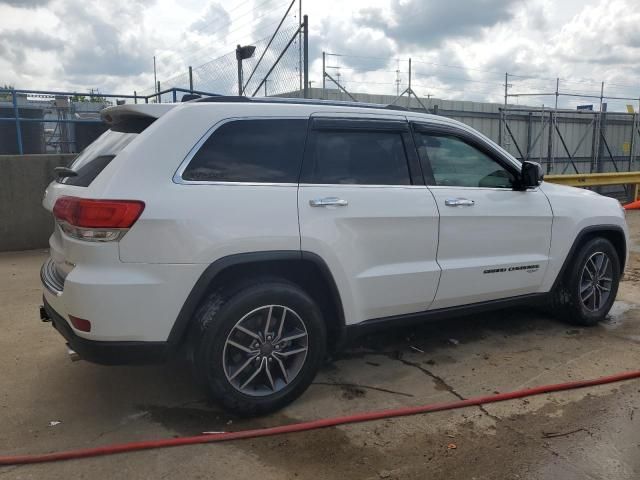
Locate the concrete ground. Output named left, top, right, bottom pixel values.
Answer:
left=1, top=213, right=640, bottom=480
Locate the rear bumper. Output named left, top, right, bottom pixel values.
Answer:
left=42, top=298, right=169, bottom=365
left=39, top=255, right=205, bottom=342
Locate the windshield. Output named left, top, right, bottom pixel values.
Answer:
left=58, top=130, right=137, bottom=187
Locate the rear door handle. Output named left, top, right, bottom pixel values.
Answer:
left=445, top=198, right=475, bottom=207
left=309, top=197, right=348, bottom=207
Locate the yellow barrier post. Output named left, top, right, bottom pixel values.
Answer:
left=544, top=171, right=640, bottom=203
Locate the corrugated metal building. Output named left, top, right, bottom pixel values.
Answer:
left=301, top=88, right=639, bottom=176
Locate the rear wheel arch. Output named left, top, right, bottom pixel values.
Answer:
left=168, top=251, right=346, bottom=352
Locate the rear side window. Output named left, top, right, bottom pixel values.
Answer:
left=59, top=130, right=137, bottom=187
left=181, top=119, right=308, bottom=183
left=306, top=130, right=411, bottom=185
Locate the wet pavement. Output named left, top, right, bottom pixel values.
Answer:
left=1, top=212, right=639, bottom=479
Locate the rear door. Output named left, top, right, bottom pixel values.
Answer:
left=298, top=116, right=440, bottom=325
left=412, top=122, right=553, bottom=309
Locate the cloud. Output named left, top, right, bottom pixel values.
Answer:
left=0, top=0, right=51, bottom=7
left=53, top=0, right=157, bottom=77
left=190, top=3, right=230, bottom=36
left=1, top=0, right=639, bottom=109
left=311, top=18, right=395, bottom=73
left=0, top=30, right=64, bottom=72
left=547, top=0, right=640, bottom=68
left=356, top=0, right=520, bottom=49
left=0, top=29, right=64, bottom=51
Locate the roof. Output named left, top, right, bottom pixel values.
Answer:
left=193, top=95, right=409, bottom=112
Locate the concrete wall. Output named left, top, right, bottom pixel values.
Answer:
left=0, top=154, right=75, bottom=252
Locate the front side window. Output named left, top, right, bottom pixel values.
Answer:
left=181, top=119, right=307, bottom=183
left=306, top=130, right=411, bottom=185
left=415, top=133, right=515, bottom=188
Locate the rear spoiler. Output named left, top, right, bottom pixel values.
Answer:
left=100, top=104, right=176, bottom=133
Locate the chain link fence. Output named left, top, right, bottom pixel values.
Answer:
left=142, top=22, right=304, bottom=102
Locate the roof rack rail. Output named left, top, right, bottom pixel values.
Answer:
left=194, top=95, right=409, bottom=112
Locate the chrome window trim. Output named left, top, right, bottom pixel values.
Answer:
left=174, top=180, right=299, bottom=187
left=427, top=185, right=539, bottom=192
left=298, top=183, right=428, bottom=189
left=173, top=116, right=308, bottom=185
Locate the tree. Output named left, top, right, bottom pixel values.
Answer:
left=0, top=84, right=15, bottom=101
left=71, top=89, right=109, bottom=105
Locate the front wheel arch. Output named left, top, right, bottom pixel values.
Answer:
left=551, top=225, right=626, bottom=291
left=552, top=236, right=621, bottom=325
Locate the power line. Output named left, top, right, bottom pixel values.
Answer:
left=155, top=0, right=281, bottom=60
left=176, top=5, right=294, bottom=69
left=155, top=0, right=294, bottom=75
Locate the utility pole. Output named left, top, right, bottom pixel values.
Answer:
left=597, top=102, right=608, bottom=175
left=407, top=57, right=412, bottom=108
left=189, top=66, right=193, bottom=93
left=237, top=45, right=243, bottom=96
left=599, top=81, right=605, bottom=112
left=503, top=72, right=508, bottom=108
left=236, top=44, right=256, bottom=96
left=500, top=72, right=512, bottom=148
left=395, top=60, right=400, bottom=96
left=303, top=15, right=309, bottom=99
left=554, top=77, right=560, bottom=110
left=153, top=56, right=157, bottom=95
left=322, top=51, right=326, bottom=100
left=299, top=0, right=302, bottom=94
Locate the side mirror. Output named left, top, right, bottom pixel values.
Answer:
left=521, top=161, right=544, bottom=188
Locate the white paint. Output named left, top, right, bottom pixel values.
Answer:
left=41, top=102, right=629, bottom=342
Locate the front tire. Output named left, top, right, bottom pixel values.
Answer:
left=191, top=279, right=326, bottom=415
left=552, top=237, right=621, bottom=326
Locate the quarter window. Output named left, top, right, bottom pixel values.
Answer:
left=415, top=133, right=515, bottom=188
left=307, top=130, right=411, bottom=185
left=182, top=119, right=307, bottom=183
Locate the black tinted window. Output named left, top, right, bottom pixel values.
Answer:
left=182, top=119, right=307, bottom=183
left=308, top=130, right=410, bottom=185
left=415, top=134, right=515, bottom=188
left=59, top=130, right=136, bottom=187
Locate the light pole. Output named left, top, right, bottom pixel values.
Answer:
left=236, top=44, right=256, bottom=96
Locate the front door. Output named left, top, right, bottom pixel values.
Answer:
left=298, top=116, right=441, bottom=324
left=412, top=123, right=553, bottom=309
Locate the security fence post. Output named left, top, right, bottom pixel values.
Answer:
left=12, top=90, right=23, bottom=155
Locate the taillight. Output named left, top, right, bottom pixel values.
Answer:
left=68, top=315, right=91, bottom=332
left=53, top=196, right=144, bottom=242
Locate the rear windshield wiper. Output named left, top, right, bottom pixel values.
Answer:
left=54, top=167, right=78, bottom=178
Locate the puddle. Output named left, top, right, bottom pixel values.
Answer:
left=602, top=301, right=637, bottom=329
left=138, top=403, right=240, bottom=436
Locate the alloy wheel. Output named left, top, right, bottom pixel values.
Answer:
left=222, top=305, right=309, bottom=396
left=579, top=251, right=613, bottom=312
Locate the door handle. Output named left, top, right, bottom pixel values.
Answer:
left=309, top=197, right=348, bottom=207
left=445, top=198, right=475, bottom=207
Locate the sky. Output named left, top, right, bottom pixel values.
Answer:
left=1, top=0, right=639, bottom=109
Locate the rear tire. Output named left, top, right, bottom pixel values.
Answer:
left=190, top=279, right=326, bottom=416
left=551, top=237, right=620, bottom=326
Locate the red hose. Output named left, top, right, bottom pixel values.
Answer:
left=2, top=369, right=639, bottom=466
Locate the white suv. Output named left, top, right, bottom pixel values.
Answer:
left=40, top=97, right=629, bottom=414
